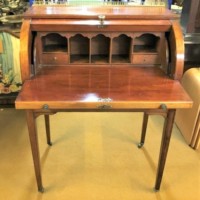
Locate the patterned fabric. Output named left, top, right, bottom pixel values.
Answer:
left=0, top=32, right=22, bottom=94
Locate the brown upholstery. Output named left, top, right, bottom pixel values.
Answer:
left=175, top=68, right=200, bottom=149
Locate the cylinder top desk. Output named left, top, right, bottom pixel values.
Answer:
left=15, top=5, right=193, bottom=192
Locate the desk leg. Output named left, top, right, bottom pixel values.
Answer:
left=155, top=109, right=176, bottom=190
left=44, top=115, right=52, bottom=146
left=26, top=110, right=44, bottom=192
left=138, top=112, right=149, bottom=148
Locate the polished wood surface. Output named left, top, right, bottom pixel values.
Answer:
left=16, top=6, right=192, bottom=192
left=24, top=6, right=178, bottom=20
left=169, top=21, right=185, bottom=80
left=15, top=66, right=192, bottom=110
left=30, top=19, right=172, bottom=32
left=20, top=19, right=32, bottom=82
left=19, top=6, right=184, bottom=83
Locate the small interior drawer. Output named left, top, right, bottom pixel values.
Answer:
left=41, top=53, right=69, bottom=65
left=132, top=54, right=160, bottom=65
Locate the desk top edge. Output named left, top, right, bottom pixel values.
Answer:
left=23, top=6, right=179, bottom=20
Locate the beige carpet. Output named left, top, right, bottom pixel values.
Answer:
left=0, top=108, right=199, bottom=200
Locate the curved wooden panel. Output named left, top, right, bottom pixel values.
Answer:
left=20, top=19, right=32, bottom=82
left=169, top=21, right=184, bottom=80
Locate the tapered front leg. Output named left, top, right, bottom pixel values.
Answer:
left=155, top=109, right=176, bottom=190
left=138, top=112, right=149, bottom=148
left=44, top=115, right=52, bottom=146
left=26, top=110, right=44, bottom=192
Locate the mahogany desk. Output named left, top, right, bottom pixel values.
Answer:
left=15, top=6, right=193, bottom=192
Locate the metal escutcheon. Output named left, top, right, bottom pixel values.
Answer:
left=98, top=15, right=105, bottom=28
left=98, top=104, right=112, bottom=109
left=97, top=97, right=112, bottom=109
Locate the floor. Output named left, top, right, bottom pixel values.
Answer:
left=0, top=108, right=199, bottom=200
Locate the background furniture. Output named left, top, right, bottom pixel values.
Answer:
left=174, top=0, right=200, bottom=150
left=0, top=31, right=22, bottom=106
left=175, top=68, right=200, bottom=149
left=0, top=0, right=27, bottom=106
left=180, top=0, right=200, bottom=69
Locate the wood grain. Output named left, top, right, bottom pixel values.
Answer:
left=16, top=66, right=192, bottom=109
